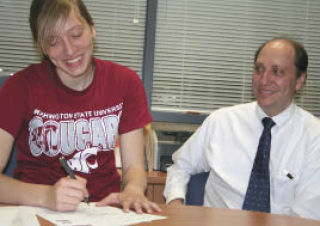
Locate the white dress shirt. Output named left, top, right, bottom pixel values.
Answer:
left=164, top=101, right=320, bottom=220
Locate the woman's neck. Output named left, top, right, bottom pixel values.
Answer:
left=57, top=64, right=95, bottom=91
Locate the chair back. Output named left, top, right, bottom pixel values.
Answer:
left=0, top=76, right=17, bottom=177
left=0, top=75, right=9, bottom=87
left=185, top=172, right=209, bottom=206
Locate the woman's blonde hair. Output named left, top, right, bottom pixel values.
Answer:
left=29, top=0, right=94, bottom=60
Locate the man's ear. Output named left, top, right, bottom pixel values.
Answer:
left=295, top=72, right=306, bottom=91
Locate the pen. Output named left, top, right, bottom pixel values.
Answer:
left=286, top=173, right=294, bottom=180
left=284, top=170, right=294, bottom=180
left=59, top=157, right=89, bottom=205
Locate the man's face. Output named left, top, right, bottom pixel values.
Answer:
left=252, top=40, right=306, bottom=116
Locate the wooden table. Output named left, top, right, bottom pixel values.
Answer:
left=35, top=204, right=320, bottom=226
left=135, top=204, right=320, bottom=226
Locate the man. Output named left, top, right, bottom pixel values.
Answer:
left=164, top=38, right=320, bottom=220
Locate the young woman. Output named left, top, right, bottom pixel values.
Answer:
left=0, top=0, right=160, bottom=213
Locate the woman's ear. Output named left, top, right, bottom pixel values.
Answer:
left=91, top=25, right=96, bottom=38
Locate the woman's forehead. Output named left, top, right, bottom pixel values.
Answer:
left=50, top=9, right=85, bottom=35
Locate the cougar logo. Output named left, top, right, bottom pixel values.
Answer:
left=67, top=147, right=99, bottom=174
left=28, top=113, right=120, bottom=157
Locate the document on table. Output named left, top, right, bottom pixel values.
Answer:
left=19, top=202, right=166, bottom=226
left=0, top=206, right=40, bottom=226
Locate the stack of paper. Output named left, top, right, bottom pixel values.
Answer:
left=18, top=203, right=166, bottom=226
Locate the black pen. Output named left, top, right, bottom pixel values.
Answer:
left=286, top=173, right=294, bottom=180
left=59, top=157, right=89, bottom=205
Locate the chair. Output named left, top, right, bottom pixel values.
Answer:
left=3, top=147, right=17, bottom=177
left=0, top=75, right=17, bottom=177
left=0, top=75, right=9, bottom=88
left=143, top=123, right=154, bottom=172
left=185, top=171, right=209, bottom=206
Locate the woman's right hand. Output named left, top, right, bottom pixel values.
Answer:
left=46, top=176, right=89, bottom=212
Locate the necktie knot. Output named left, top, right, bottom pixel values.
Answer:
left=262, top=117, right=275, bottom=130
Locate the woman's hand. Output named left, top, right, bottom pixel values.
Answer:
left=98, top=128, right=161, bottom=214
left=45, top=176, right=88, bottom=212
left=96, top=186, right=161, bottom=214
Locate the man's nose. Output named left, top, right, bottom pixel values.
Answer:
left=260, top=70, right=272, bottom=84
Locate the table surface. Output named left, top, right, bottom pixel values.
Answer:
left=35, top=204, right=320, bottom=226
left=136, top=205, right=320, bottom=226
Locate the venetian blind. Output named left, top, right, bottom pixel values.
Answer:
left=152, top=0, right=320, bottom=117
left=0, top=0, right=146, bottom=77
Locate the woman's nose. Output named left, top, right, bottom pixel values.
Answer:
left=63, top=38, right=76, bottom=55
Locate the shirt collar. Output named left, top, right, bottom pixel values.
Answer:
left=255, top=102, right=296, bottom=128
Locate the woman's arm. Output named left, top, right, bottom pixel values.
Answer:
left=96, top=127, right=161, bottom=213
left=0, top=128, right=88, bottom=211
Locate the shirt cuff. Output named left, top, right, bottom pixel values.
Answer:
left=165, top=187, right=187, bottom=204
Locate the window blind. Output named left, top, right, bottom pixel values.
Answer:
left=0, top=1, right=38, bottom=75
left=0, top=0, right=146, bottom=77
left=152, top=0, right=320, bottom=117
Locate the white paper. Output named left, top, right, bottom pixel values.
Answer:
left=0, top=206, right=40, bottom=226
left=20, top=203, right=166, bottom=226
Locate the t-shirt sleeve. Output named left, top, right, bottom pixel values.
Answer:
left=0, top=75, right=27, bottom=137
left=118, top=70, right=152, bottom=134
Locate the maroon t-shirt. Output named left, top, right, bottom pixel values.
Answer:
left=0, top=58, right=152, bottom=201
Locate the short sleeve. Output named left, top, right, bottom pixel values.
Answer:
left=118, top=70, right=152, bottom=134
left=0, top=74, right=28, bottom=137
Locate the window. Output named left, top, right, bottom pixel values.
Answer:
left=1, top=0, right=320, bottom=125
left=0, top=1, right=38, bottom=75
left=0, top=0, right=146, bottom=77
left=151, top=0, right=320, bottom=123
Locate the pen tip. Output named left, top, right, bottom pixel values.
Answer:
left=84, top=197, right=90, bottom=205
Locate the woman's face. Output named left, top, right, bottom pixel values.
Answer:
left=46, top=9, right=96, bottom=81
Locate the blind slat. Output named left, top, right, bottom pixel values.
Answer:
left=152, top=0, right=320, bottom=116
left=0, top=0, right=146, bottom=76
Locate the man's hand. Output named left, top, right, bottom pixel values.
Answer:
left=168, top=198, right=184, bottom=206
left=45, top=176, right=88, bottom=212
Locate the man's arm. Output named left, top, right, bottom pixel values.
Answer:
left=0, top=128, right=88, bottom=211
left=291, top=140, right=320, bottom=220
left=164, top=117, right=212, bottom=205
